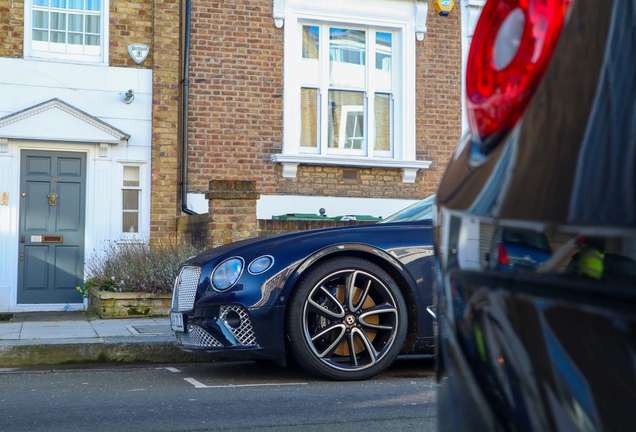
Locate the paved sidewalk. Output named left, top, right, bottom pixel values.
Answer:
left=0, top=311, right=200, bottom=367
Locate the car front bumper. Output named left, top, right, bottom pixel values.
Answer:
left=172, top=303, right=286, bottom=360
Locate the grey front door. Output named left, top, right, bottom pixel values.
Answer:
left=18, top=150, right=86, bottom=304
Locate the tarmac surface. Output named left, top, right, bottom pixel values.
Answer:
left=0, top=311, right=200, bottom=367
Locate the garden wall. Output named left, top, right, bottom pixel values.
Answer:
left=176, top=180, right=373, bottom=248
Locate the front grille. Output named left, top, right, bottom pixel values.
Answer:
left=220, top=305, right=257, bottom=346
left=176, top=324, right=223, bottom=348
left=172, top=266, right=201, bottom=312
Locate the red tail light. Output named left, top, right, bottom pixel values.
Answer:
left=466, top=0, right=572, bottom=144
left=498, top=244, right=510, bottom=265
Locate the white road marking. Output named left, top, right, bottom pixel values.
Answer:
left=184, top=378, right=307, bottom=389
left=165, top=367, right=181, bottom=373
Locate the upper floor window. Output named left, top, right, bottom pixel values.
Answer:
left=25, top=0, right=108, bottom=63
left=299, top=24, right=395, bottom=158
left=273, top=1, right=430, bottom=182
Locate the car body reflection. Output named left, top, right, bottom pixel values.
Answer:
left=434, top=0, right=636, bottom=430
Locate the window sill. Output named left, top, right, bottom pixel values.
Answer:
left=115, top=237, right=145, bottom=245
left=23, top=54, right=108, bottom=66
left=271, top=154, right=431, bottom=183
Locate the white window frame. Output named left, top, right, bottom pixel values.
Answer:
left=302, top=23, right=393, bottom=158
left=23, top=0, right=110, bottom=64
left=338, top=105, right=365, bottom=150
left=119, top=163, right=143, bottom=240
left=272, top=0, right=431, bottom=183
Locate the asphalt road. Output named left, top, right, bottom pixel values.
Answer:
left=0, top=358, right=437, bottom=431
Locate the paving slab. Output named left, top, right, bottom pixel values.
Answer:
left=128, top=324, right=173, bottom=336
left=0, top=323, right=22, bottom=340
left=20, top=321, right=97, bottom=339
left=90, top=318, right=146, bottom=336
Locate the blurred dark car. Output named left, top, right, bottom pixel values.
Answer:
left=488, top=228, right=552, bottom=272
left=434, top=0, right=636, bottom=430
left=171, top=195, right=436, bottom=381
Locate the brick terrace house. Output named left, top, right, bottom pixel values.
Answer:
left=0, top=0, right=484, bottom=312
left=165, top=0, right=485, bottom=247
left=0, top=0, right=179, bottom=312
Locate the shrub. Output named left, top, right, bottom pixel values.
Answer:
left=84, top=237, right=204, bottom=294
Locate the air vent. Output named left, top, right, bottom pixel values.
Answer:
left=343, top=169, right=358, bottom=180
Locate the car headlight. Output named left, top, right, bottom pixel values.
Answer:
left=248, top=255, right=274, bottom=275
left=211, top=257, right=244, bottom=291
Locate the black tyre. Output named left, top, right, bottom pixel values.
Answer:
left=287, top=257, right=408, bottom=380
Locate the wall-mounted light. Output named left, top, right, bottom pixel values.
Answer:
left=120, top=89, right=135, bottom=104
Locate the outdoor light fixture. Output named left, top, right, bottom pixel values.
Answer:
left=120, top=89, right=135, bottom=104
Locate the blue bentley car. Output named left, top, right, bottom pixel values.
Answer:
left=171, top=195, right=436, bottom=380
left=435, top=0, right=636, bottom=430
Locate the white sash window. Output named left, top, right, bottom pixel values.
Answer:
left=25, top=0, right=108, bottom=63
left=273, top=0, right=431, bottom=183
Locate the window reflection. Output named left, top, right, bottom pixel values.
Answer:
left=374, top=93, right=391, bottom=152
left=302, top=26, right=319, bottom=60
left=300, top=88, right=319, bottom=148
left=473, top=222, right=636, bottom=284
left=376, top=32, right=391, bottom=71
left=329, top=28, right=366, bottom=89
left=328, top=90, right=364, bottom=150
left=297, top=23, right=395, bottom=156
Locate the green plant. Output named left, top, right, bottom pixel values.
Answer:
left=84, top=236, right=204, bottom=294
left=75, top=284, right=91, bottom=299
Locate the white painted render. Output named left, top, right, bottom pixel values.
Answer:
left=256, top=195, right=423, bottom=220
left=186, top=192, right=422, bottom=220
left=0, top=57, right=152, bottom=313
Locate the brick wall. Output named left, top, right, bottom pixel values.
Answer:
left=176, top=180, right=374, bottom=249
left=185, top=2, right=462, bottom=200
left=205, top=180, right=260, bottom=247
left=0, top=0, right=23, bottom=57
left=186, top=0, right=283, bottom=194
left=176, top=213, right=212, bottom=248
left=257, top=218, right=374, bottom=237
left=416, top=7, right=463, bottom=194
left=149, top=0, right=181, bottom=242
left=110, top=0, right=154, bottom=67
left=177, top=213, right=373, bottom=250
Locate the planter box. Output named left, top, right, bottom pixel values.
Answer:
left=88, top=287, right=172, bottom=318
